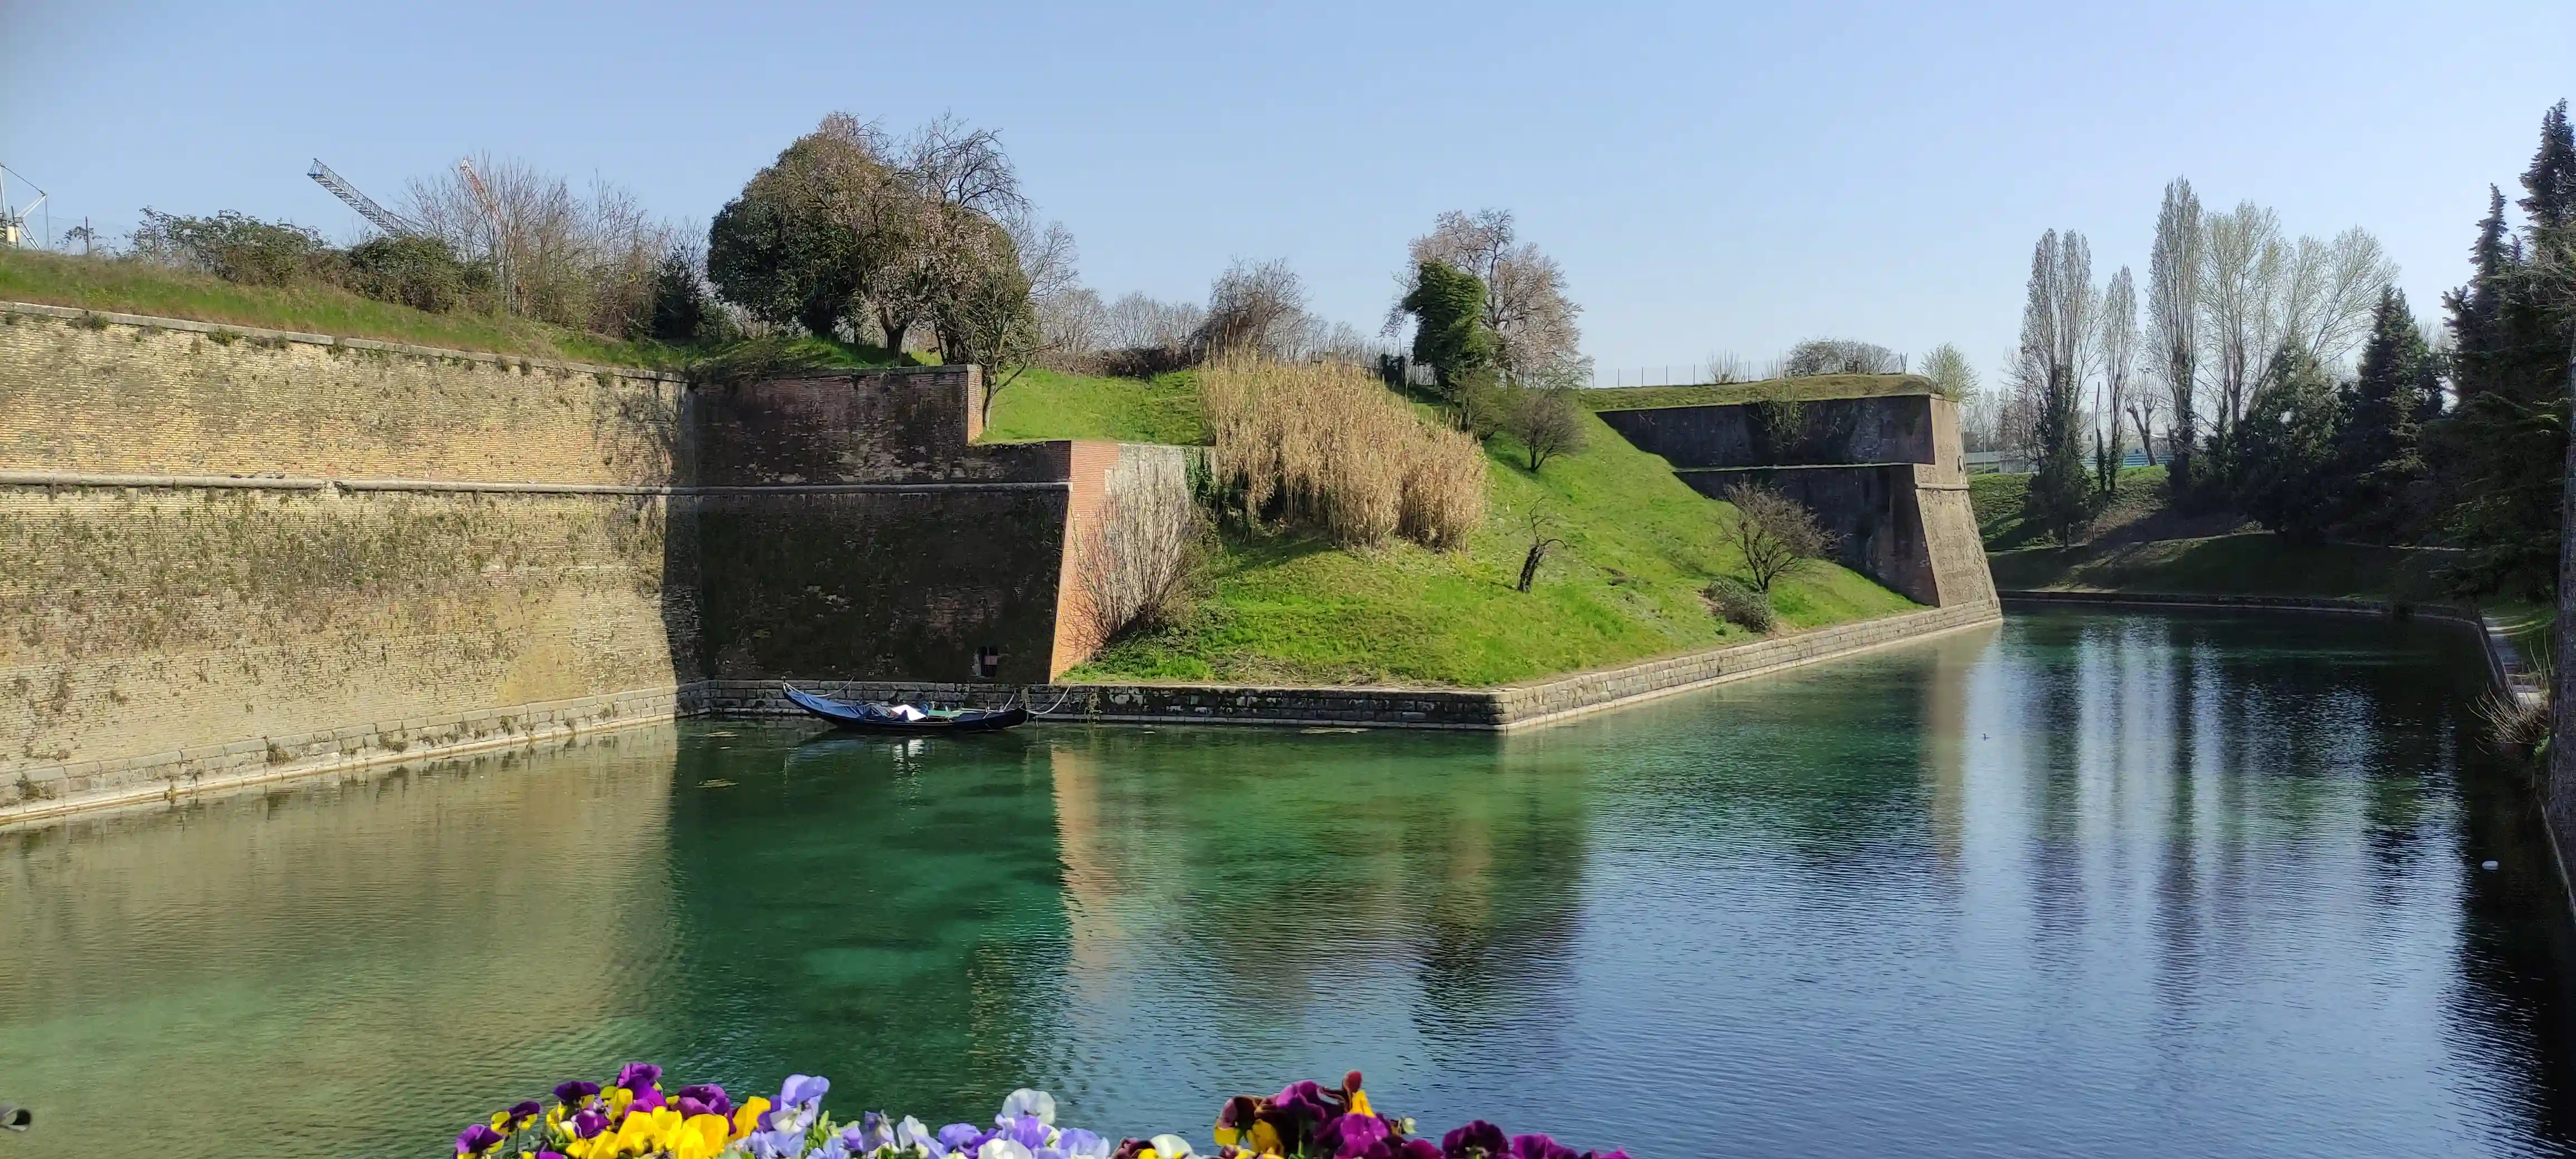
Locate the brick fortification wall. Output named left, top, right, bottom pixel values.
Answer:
left=1596, top=392, right=1996, bottom=608
left=0, top=304, right=1171, bottom=819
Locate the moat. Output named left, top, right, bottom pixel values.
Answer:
left=4, top=610, right=2572, bottom=1158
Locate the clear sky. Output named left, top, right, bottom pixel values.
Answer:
left=5, top=0, right=2571, bottom=383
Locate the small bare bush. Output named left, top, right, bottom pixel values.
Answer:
left=1073, top=475, right=1206, bottom=650
left=1722, top=480, right=1836, bottom=591
left=1704, top=574, right=1776, bottom=633
left=1202, top=356, right=1485, bottom=549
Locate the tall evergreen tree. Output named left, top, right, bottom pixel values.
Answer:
left=2520, top=100, right=2576, bottom=235
left=2235, top=343, right=2344, bottom=542
left=2331, top=289, right=2432, bottom=540
left=2429, top=104, right=2576, bottom=595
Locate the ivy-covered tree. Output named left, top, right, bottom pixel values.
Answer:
left=1398, top=260, right=1499, bottom=402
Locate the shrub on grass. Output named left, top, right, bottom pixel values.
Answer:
left=1723, top=480, right=1835, bottom=591
left=1201, top=355, right=1485, bottom=549
left=1705, top=575, right=1775, bottom=633
left=1072, top=474, right=1207, bottom=650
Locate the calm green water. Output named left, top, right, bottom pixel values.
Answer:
left=5, top=611, right=2575, bottom=1158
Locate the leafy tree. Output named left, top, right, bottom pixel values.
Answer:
left=1398, top=260, right=1498, bottom=401
left=2233, top=343, right=2344, bottom=541
left=343, top=234, right=487, bottom=314
left=130, top=210, right=332, bottom=286
left=706, top=114, right=893, bottom=339
left=2329, top=288, right=2433, bottom=540
left=640, top=248, right=730, bottom=344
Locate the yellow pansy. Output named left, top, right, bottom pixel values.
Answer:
left=1346, top=1091, right=1372, bottom=1118
left=671, top=1113, right=733, bottom=1159
left=732, top=1095, right=772, bottom=1140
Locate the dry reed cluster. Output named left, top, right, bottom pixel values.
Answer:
left=1200, top=356, right=1486, bottom=549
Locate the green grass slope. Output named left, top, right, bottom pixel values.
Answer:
left=982, top=368, right=1206, bottom=444
left=0, top=248, right=924, bottom=372
left=987, top=377, right=1919, bottom=686
left=1987, top=533, right=2448, bottom=601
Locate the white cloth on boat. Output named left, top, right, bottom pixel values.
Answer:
left=889, top=704, right=927, bottom=722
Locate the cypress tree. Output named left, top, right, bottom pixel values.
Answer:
left=2332, top=289, right=2431, bottom=540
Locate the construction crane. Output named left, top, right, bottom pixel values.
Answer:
left=306, top=159, right=418, bottom=236
left=0, top=162, right=48, bottom=248
left=456, top=158, right=511, bottom=311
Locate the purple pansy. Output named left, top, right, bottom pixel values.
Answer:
left=940, top=1122, right=988, bottom=1152
left=1442, top=1122, right=1507, bottom=1159
left=780, top=1074, right=831, bottom=1107
left=614, top=1063, right=662, bottom=1093
left=572, top=1110, right=609, bottom=1139
left=677, top=1084, right=733, bottom=1119
left=1272, top=1081, right=1333, bottom=1126
left=456, top=1123, right=504, bottom=1156
left=1506, top=1136, right=1577, bottom=1159
left=554, top=1081, right=601, bottom=1109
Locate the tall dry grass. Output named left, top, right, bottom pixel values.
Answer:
left=1201, top=356, right=1485, bottom=549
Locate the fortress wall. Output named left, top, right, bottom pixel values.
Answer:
left=1597, top=392, right=1996, bottom=608
left=0, top=304, right=1161, bottom=819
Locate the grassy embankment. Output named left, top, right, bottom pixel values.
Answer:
left=989, top=373, right=1917, bottom=687
left=0, top=247, right=914, bottom=372
left=1968, top=465, right=2550, bottom=650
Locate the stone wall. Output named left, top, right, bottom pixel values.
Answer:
left=702, top=601, right=2005, bottom=732
left=1596, top=392, right=1994, bottom=607
left=0, top=303, right=1179, bottom=819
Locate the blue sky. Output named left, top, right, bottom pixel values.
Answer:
left=4, top=0, right=2571, bottom=382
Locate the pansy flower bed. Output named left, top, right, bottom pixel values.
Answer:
left=457, top=1065, right=1626, bottom=1159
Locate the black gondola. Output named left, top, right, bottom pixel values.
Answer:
left=783, top=685, right=1030, bottom=732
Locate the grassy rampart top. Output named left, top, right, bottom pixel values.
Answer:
left=986, top=370, right=1918, bottom=687
left=0, top=249, right=914, bottom=374
left=1581, top=374, right=1936, bottom=412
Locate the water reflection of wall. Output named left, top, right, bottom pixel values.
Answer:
left=655, top=730, right=1074, bottom=1120
left=1042, top=727, right=1589, bottom=1130
left=0, top=727, right=679, bottom=1158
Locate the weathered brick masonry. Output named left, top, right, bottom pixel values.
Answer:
left=0, top=304, right=1171, bottom=820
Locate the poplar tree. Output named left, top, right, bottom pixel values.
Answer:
left=2016, top=230, right=2099, bottom=543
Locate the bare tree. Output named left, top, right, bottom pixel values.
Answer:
left=2281, top=226, right=2398, bottom=370
left=1197, top=258, right=1309, bottom=359
left=2095, top=266, right=2139, bottom=488
left=2147, top=178, right=2204, bottom=488
left=1103, top=292, right=1204, bottom=352
left=2126, top=391, right=2164, bottom=466
left=1072, top=476, right=1205, bottom=650
left=405, top=154, right=675, bottom=333
left=2198, top=201, right=2285, bottom=456
left=1783, top=338, right=1905, bottom=376
left=1723, top=481, right=1836, bottom=592
left=2014, top=229, right=2100, bottom=540
left=1504, top=384, right=1588, bottom=471
left=1401, top=209, right=1583, bottom=379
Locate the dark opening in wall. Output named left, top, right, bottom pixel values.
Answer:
left=974, top=647, right=1001, bottom=679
